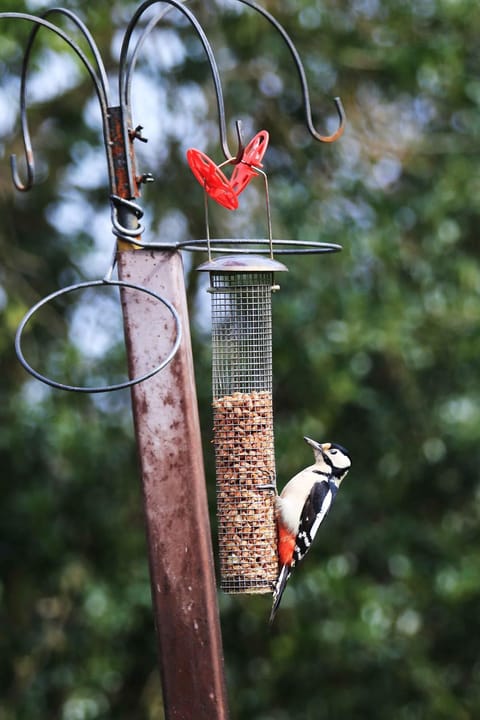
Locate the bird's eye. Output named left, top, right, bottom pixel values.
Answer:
left=330, top=449, right=338, bottom=455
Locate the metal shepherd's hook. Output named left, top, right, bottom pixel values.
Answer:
left=118, top=0, right=245, bottom=175
left=2, top=10, right=113, bottom=192
left=236, top=0, right=345, bottom=143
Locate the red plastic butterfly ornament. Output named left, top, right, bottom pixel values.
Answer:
left=186, top=130, right=269, bottom=210
left=230, top=130, right=269, bottom=196
left=186, top=149, right=239, bottom=210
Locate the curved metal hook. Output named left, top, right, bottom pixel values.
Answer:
left=9, top=8, right=111, bottom=191
left=10, top=129, right=34, bottom=192
left=119, top=0, right=238, bottom=161
left=236, top=0, right=345, bottom=143
left=0, top=12, right=113, bottom=191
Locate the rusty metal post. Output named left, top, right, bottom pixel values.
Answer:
left=117, top=249, right=229, bottom=720
left=108, top=102, right=229, bottom=719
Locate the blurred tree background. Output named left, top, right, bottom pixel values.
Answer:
left=1, top=0, right=480, bottom=718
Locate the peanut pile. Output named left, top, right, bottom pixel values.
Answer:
left=212, top=390, right=279, bottom=593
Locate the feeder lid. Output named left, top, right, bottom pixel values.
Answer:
left=197, top=254, right=288, bottom=273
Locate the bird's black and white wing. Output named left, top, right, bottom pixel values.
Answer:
left=292, top=479, right=337, bottom=566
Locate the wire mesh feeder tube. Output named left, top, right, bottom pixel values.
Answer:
left=198, top=255, right=287, bottom=594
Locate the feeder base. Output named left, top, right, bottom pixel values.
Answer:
left=221, top=580, right=273, bottom=595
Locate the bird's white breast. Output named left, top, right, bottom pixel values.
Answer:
left=276, top=464, right=328, bottom=533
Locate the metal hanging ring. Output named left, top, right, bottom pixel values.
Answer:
left=15, top=279, right=182, bottom=393
left=177, top=238, right=342, bottom=255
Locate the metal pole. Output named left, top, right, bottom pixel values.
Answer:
left=117, top=248, right=229, bottom=720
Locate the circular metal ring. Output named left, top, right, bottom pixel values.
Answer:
left=176, top=238, right=342, bottom=254
left=15, top=279, right=182, bottom=393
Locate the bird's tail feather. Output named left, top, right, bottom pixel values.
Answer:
left=269, top=564, right=291, bottom=626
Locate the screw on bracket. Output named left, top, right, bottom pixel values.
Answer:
left=130, top=124, right=148, bottom=143
left=137, top=172, right=155, bottom=185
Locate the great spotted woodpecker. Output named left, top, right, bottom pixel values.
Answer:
left=269, top=437, right=351, bottom=624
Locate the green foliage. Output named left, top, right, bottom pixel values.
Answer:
left=1, top=0, right=480, bottom=718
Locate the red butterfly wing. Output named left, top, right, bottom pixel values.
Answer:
left=230, top=130, right=269, bottom=196
left=186, top=149, right=238, bottom=210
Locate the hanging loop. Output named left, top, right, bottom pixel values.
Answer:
left=15, top=279, right=182, bottom=393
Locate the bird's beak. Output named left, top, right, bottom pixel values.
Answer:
left=304, top=436, right=323, bottom=452
left=304, top=437, right=331, bottom=459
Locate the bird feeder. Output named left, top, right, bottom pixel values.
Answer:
left=198, top=254, right=287, bottom=593
left=190, top=121, right=342, bottom=593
